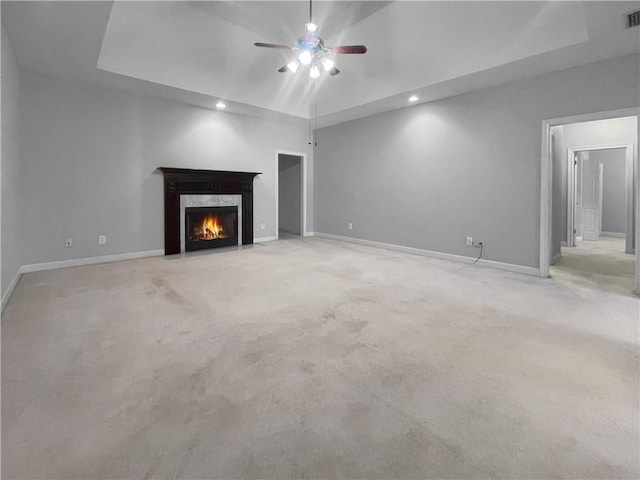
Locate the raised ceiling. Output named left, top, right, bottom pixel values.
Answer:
left=3, top=1, right=639, bottom=127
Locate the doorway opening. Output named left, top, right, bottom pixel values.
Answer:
left=276, top=151, right=307, bottom=239
left=566, top=146, right=633, bottom=251
left=540, top=111, right=639, bottom=294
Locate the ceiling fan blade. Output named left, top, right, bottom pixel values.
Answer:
left=330, top=45, right=367, bottom=54
left=254, top=42, right=293, bottom=50
left=328, top=66, right=340, bottom=76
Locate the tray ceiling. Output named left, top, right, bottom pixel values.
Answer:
left=3, top=1, right=639, bottom=126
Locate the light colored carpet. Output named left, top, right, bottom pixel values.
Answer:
left=2, top=236, right=639, bottom=479
left=551, top=236, right=635, bottom=294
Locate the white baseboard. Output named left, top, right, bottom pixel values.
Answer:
left=314, top=232, right=540, bottom=277
left=254, top=236, right=277, bottom=243
left=20, top=249, right=165, bottom=274
left=278, top=229, right=300, bottom=236
left=1, top=269, right=23, bottom=313
left=576, top=236, right=583, bottom=242
left=283, top=231, right=314, bottom=238
left=2, top=249, right=164, bottom=313
left=602, top=232, right=625, bottom=238
left=551, top=251, right=561, bottom=266
left=561, top=241, right=567, bottom=247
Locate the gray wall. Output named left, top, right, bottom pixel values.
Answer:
left=18, top=72, right=311, bottom=266
left=553, top=116, right=636, bottom=247
left=596, top=148, right=627, bottom=234
left=278, top=154, right=301, bottom=234
left=314, top=54, right=639, bottom=269
left=1, top=24, right=23, bottom=300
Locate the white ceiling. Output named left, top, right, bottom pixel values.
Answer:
left=3, top=1, right=639, bottom=127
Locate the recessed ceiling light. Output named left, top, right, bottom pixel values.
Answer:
left=216, top=102, right=226, bottom=110
left=408, top=95, right=419, bottom=102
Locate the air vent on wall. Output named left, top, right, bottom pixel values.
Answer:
left=628, top=10, right=640, bottom=28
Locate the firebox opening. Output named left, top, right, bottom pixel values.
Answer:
left=185, top=206, right=238, bottom=251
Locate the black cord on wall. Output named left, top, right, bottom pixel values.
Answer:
left=473, top=242, right=483, bottom=264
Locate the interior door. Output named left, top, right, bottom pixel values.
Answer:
left=582, top=155, right=602, bottom=241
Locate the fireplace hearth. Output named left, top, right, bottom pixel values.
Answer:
left=185, top=206, right=238, bottom=251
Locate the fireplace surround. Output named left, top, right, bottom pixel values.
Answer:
left=159, top=168, right=261, bottom=255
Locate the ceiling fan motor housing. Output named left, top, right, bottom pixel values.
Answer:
left=297, top=35, right=324, bottom=56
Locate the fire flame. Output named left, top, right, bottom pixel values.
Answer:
left=191, top=214, right=227, bottom=240
left=202, top=214, right=225, bottom=239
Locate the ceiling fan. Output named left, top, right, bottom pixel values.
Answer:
left=253, top=0, right=367, bottom=78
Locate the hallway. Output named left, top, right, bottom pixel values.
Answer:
left=551, top=236, right=635, bottom=295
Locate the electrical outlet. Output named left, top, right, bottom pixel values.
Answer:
left=65, top=237, right=72, bottom=248
left=260, top=221, right=265, bottom=230
left=99, top=235, right=106, bottom=245
left=466, top=236, right=473, bottom=246
left=348, top=222, right=353, bottom=230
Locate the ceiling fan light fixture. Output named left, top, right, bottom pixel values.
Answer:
left=321, top=57, right=335, bottom=72
left=287, top=60, right=300, bottom=73
left=254, top=0, right=366, bottom=79
left=299, top=50, right=312, bottom=65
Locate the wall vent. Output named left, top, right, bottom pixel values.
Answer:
left=628, top=10, right=640, bottom=28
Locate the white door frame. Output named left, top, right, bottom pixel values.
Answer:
left=275, top=150, right=308, bottom=239
left=540, top=106, right=640, bottom=294
left=566, top=144, right=633, bottom=252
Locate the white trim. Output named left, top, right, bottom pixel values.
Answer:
left=254, top=236, right=277, bottom=243
left=551, top=250, right=561, bottom=266
left=540, top=107, right=639, bottom=293
left=576, top=236, right=583, bottom=242
left=20, top=249, right=164, bottom=274
left=544, top=108, right=639, bottom=128
left=1, top=249, right=165, bottom=312
left=636, top=114, right=640, bottom=294
left=1, top=270, right=22, bottom=312
left=567, top=149, right=577, bottom=247
left=599, top=161, right=604, bottom=239
left=314, top=232, right=540, bottom=277
left=602, top=232, right=625, bottom=238
left=540, top=121, right=552, bottom=277
left=275, top=150, right=308, bottom=239
left=625, top=143, right=635, bottom=255
left=561, top=241, right=567, bottom=247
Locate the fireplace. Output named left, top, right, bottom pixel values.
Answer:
left=158, top=168, right=261, bottom=255
left=185, top=206, right=238, bottom=251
